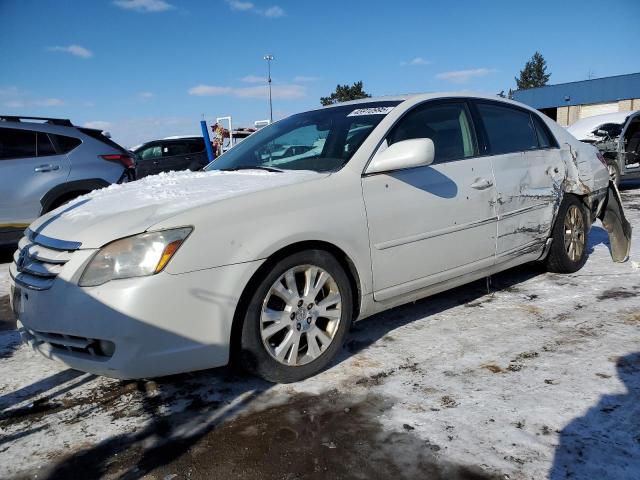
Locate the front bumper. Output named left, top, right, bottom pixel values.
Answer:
left=10, top=259, right=263, bottom=379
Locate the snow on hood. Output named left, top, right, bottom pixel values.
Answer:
left=29, top=169, right=323, bottom=248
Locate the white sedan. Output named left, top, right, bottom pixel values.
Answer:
left=9, top=93, right=631, bottom=382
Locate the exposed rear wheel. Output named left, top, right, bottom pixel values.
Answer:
left=545, top=196, right=588, bottom=273
left=239, top=250, right=353, bottom=383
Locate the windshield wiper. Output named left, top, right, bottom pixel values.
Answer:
left=219, top=165, right=283, bottom=173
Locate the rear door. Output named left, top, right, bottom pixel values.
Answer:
left=160, top=141, right=192, bottom=172
left=472, top=100, right=565, bottom=258
left=0, top=127, right=71, bottom=226
left=362, top=100, right=498, bottom=301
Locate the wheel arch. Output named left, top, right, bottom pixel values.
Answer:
left=40, top=178, right=111, bottom=214
left=228, top=240, right=362, bottom=363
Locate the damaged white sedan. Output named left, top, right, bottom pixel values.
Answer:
left=9, top=93, right=632, bottom=383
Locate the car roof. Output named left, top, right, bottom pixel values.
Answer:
left=318, top=91, right=535, bottom=110
left=162, top=135, right=203, bottom=140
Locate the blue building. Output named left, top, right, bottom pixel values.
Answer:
left=512, top=72, right=640, bottom=126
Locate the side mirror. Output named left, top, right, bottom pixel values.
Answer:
left=595, top=129, right=608, bottom=137
left=366, top=138, right=435, bottom=174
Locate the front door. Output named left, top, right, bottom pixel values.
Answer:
left=362, top=100, right=497, bottom=301
left=473, top=101, right=565, bottom=257
left=0, top=128, right=70, bottom=227
left=135, top=142, right=163, bottom=178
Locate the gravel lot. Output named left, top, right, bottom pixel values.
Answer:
left=1, top=183, right=639, bottom=480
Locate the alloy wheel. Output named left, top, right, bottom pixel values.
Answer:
left=260, top=265, right=342, bottom=366
left=563, top=205, right=585, bottom=262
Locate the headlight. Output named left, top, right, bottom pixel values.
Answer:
left=79, top=227, right=192, bottom=287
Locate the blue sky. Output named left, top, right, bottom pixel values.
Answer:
left=1, top=0, right=639, bottom=147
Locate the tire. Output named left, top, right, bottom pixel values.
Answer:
left=545, top=195, right=588, bottom=273
left=239, top=249, right=353, bottom=383
left=607, top=161, right=621, bottom=187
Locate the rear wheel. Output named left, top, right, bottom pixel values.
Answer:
left=545, top=196, right=588, bottom=273
left=239, top=250, right=353, bottom=383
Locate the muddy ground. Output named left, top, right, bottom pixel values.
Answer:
left=0, top=183, right=639, bottom=480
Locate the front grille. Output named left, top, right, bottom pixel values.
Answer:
left=23, top=328, right=114, bottom=359
left=10, top=229, right=80, bottom=291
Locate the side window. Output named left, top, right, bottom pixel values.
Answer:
left=531, top=114, right=557, bottom=149
left=476, top=102, right=538, bottom=154
left=164, top=142, right=189, bottom=156
left=189, top=139, right=205, bottom=153
left=37, top=132, right=57, bottom=156
left=0, top=128, right=37, bottom=160
left=51, top=134, right=82, bottom=154
left=138, top=144, right=162, bottom=160
left=387, top=102, right=476, bottom=163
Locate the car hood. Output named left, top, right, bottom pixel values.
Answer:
left=28, top=169, right=326, bottom=249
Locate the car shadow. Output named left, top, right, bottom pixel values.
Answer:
left=40, top=369, right=269, bottom=479
left=549, top=352, right=640, bottom=479
left=336, top=262, right=541, bottom=359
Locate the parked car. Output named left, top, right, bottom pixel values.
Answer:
left=10, top=94, right=631, bottom=383
left=131, top=135, right=209, bottom=178
left=0, top=116, right=134, bottom=246
left=567, top=110, right=640, bottom=185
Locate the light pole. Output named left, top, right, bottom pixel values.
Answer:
left=264, top=54, right=274, bottom=123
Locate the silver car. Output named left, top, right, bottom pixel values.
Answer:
left=0, top=116, right=135, bottom=246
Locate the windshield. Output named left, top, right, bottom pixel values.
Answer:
left=204, top=101, right=400, bottom=173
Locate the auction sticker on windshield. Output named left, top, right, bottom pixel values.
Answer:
left=347, top=107, right=395, bottom=117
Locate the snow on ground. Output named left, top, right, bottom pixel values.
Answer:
left=1, top=184, right=639, bottom=479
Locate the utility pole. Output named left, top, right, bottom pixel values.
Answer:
left=264, top=54, right=274, bottom=123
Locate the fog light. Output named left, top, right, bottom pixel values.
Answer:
left=97, top=340, right=116, bottom=357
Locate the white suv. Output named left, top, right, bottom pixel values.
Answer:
left=9, top=94, right=631, bottom=382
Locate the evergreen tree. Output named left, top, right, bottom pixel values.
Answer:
left=320, top=81, right=371, bottom=106
left=515, top=52, right=551, bottom=90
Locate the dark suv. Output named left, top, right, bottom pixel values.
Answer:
left=132, top=136, right=209, bottom=178
left=0, top=116, right=135, bottom=246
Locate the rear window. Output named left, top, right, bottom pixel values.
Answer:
left=0, top=127, right=37, bottom=159
left=477, top=102, right=538, bottom=155
left=51, top=134, right=82, bottom=153
left=37, top=132, right=56, bottom=156
left=78, top=127, right=125, bottom=153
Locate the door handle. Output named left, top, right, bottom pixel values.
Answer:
left=34, top=164, right=60, bottom=173
left=470, top=178, right=494, bottom=190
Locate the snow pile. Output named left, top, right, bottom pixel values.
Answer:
left=57, top=169, right=322, bottom=223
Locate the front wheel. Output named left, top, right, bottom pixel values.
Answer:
left=239, top=250, right=353, bottom=383
left=545, top=196, right=588, bottom=273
